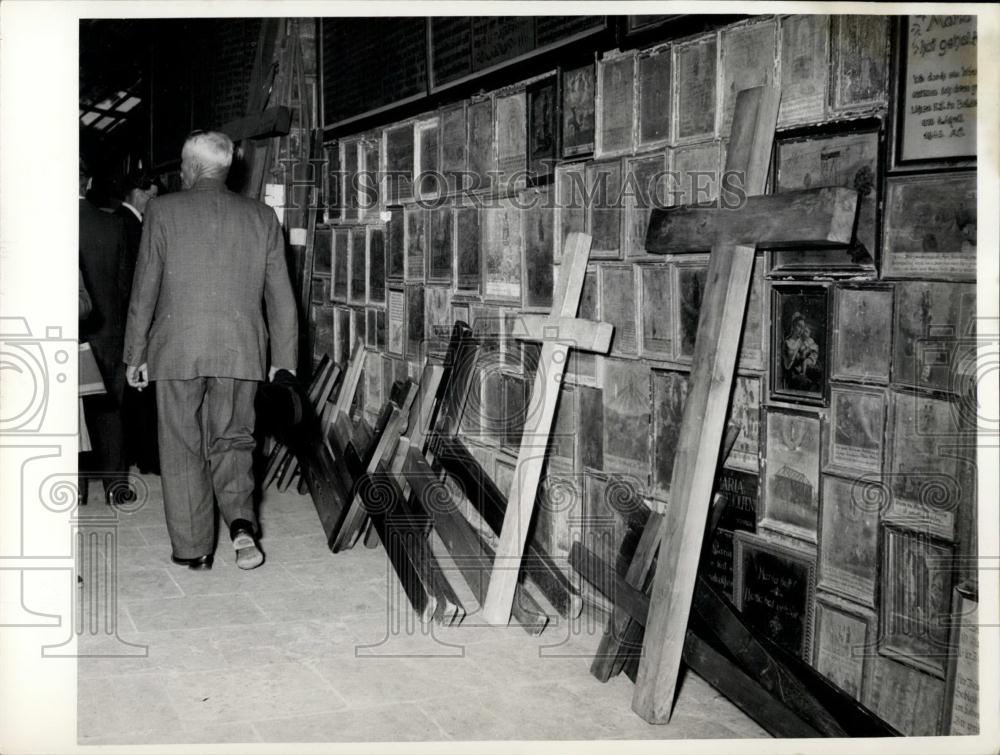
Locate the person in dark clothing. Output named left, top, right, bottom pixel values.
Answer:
left=116, top=170, right=162, bottom=474
left=78, top=159, right=132, bottom=505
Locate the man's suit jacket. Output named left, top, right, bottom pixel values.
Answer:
left=79, top=198, right=128, bottom=382
left=123, top=177, right=298, bottom=381
left=114, top=204, right=143, bottom=306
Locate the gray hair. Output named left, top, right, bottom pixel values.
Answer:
left=181, top=131, right=233, bottom=180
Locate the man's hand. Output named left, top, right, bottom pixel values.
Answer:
left=126, top=363, right=149, bottom=390
left=268, top=366, right=295, bottom=382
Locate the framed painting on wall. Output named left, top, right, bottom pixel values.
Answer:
left=561, top=62, right=596, bottom=158
left=769, top=283, right=830, bottom=406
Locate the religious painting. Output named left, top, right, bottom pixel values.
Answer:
left=779, top=14, right=830, bottom=126
left=600, top=264, right=638, bottom=357
left=864, top=656, right=945, bottom=736
left=882, top=172, right=977, bottom=281
left=701, top=529, right=736, bottom=601
left=670, top=143, right=720, bottom=207
left=600, top=359, right=650, bottom=476
left=424, top=286, right=452, bottom=358
left=496, top=91, right=527, bottom=193
left=313, top=227, right=332, bottom=275
left=734, top=532, right=816, bottom=659
left=586, top=159, right=624, bottom=259
left=597, top=53, right=636, bottom=156
left=312, top=305, right=334, bottom=363
left=467, top=97, right=495, bottom=194
left=367, top=227, right=386, bottom=305
left=550, top=384, right=577, bottom=467
left=886, top=389, right=974, bottom=542
left=527, top=77, right=558, bottom=184
left=376, top=309, right=386, bottom=350
left=479, top=367, right=505, bottom=446
left=360, top=134, right=381, bottom=219
left=637, top=47, right=671, bottom=147
left=555, top=162, right=587, bottom=261
left=493, top=455, right=516, bottom=500
left=727, top=375, right=761, bottom=472
left=455, top=204, right=481, bottom=295
left=880, top=526, right=955, bottom=678
left=675, top=34, right=717, bottom=143
left=340, top=138, right=361, bottom=222
left=310, top=277, right=328, bottom=305
left=561, top=63, right=596, bottom=158
left=351, top=308, right=366, bottom=355
left=383, top=123, right=415, bottom=203
left=364, top=350, right=383, bottom=417
left=830, top=15, right=890, bottom=112
left=483, top=202, right=523, bottom=304
left=770, top=283, right=830, bottom=406
left=331, top=228, right=350, bottom=302
left=334, top=306, right=351, bottom=366
left=416, top=118, right=441, bottom=199
left=650, top=369, right=688, bottom=501
left=831, top=285, right=892, bottom=383
left=672, top=256, right=709, bottom=363
left=826, top=384, right=886, bottom=477
left=405, top=285, right=425, bottom=361
left=577, top=384, right=603, bottom=469
left=349, top=227, right=367, bottom=304
left=761, top=408, right=821, bottom=543
left=500, top=372, right=528, bottom=453
left=428, top=204, right=454, bottom=285
left=365, top=308, right=377, bottom=349
left=567, top=270, right=600, bottom=385
left=404, top=205, right=427, bottom=283
left=386, top=206, right=405, bottom=285
left=451, top=302, right=470, bottom=328
left=440, top=104, right=468, bottom=194
left=720, top=20, right=777, bottom=133
left=773, top=129, right=880, bottom=273
left=386, top=289, right=405, bottom=356
left=624, top=152, right=668, bottom=257
left=813, top=597, right=873, bottom=700
left=322, top=141, right=341, bottom=223
left=818, top=474, right=881, bottom=607
left=738, top=254, right=765, bottom=371
left=521, top=188, right=555, bottom=311
left=892, top=281, right=976, bottom=395
left=639, top=264, right=672, bottom=360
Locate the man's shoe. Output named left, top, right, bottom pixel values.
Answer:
left=232, top=528, right=264, bottom=570
left=170, top=554, right=214, bottom=570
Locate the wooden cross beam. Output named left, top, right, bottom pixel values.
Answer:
left=630, top=86, right=859, bottom=723
left=480, top=232, right=614, bottom=625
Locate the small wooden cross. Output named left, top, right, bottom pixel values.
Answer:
left=479, top=231, right=614, bottom=625
left=629, top=86, right=859, bottom=723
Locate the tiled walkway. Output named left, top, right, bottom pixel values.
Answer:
left=77, top=473, right=768, bottom=745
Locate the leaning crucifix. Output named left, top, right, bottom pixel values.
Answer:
left=480, top=231, right=614, bottom=625
left=629, top=86, right=857, bottom=723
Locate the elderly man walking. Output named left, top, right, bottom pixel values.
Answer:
left=124, top=131, right=298, bottom=570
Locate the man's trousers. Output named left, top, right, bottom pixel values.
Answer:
left=156, top=376, right=258, bottom=559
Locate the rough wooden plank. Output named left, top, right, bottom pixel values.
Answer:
left=646, top=186, right=858, bottom=253
left=515, top=315, right=614, bottom=354
left=633, top=85, right=780, bottom=724
left=219, top=105, right=292, bottom=142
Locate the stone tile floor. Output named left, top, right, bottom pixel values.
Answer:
left=77, top=473, right=768, bottom=745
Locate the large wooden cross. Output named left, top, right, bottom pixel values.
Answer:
left=627, top=86, right=858, bottom=723
left=480, top=231, right=614, bottom=625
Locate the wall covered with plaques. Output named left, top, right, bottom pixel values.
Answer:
left=306, top=14, right=979, bottom=735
